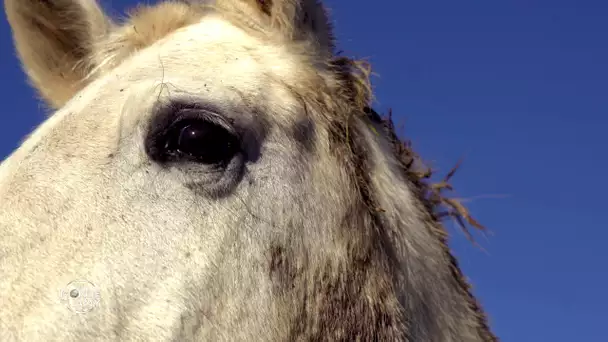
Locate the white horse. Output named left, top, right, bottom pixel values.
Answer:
left=0, top=0, right=496, bottom=340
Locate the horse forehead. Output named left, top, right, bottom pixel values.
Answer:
left=83, top=15, right=312, bottom=124
left=151, top=16, right=310, bottom=90
left=100, top=13, right=306, bottom=89
left=67, top=16, right=306, bottom=132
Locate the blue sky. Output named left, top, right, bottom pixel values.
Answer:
left=1, top=0, right=606, bottom=340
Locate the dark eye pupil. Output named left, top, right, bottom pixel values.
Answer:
left=178, top=125, right=206, bottom=150
left=170, top=121, right=238, bottom=164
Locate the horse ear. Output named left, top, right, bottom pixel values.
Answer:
left=4, top=0, right=112, bottom=109
left=230, top=0, right=334, bottom=53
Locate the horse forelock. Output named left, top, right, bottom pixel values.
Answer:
left=86, top=0, right=334, bottom=80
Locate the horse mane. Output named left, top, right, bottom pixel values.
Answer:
left=368, top=106, right=496, bottom=340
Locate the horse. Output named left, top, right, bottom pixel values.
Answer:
left=0, top=0, right=496, bottom=340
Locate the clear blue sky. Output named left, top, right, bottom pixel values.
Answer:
left=1, top=1, right=606, bottom=340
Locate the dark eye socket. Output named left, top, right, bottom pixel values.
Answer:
left=161, top=118, right=240, bottom=165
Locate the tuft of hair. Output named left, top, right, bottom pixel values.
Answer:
left=86, top=2, right=203, bottom=79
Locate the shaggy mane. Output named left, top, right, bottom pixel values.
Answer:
left=323, top=55, right=496, bottom=339
left=368, top=107, right=496, bottom=340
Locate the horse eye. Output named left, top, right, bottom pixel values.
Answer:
left=164, top=120, right=239, bottom=165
